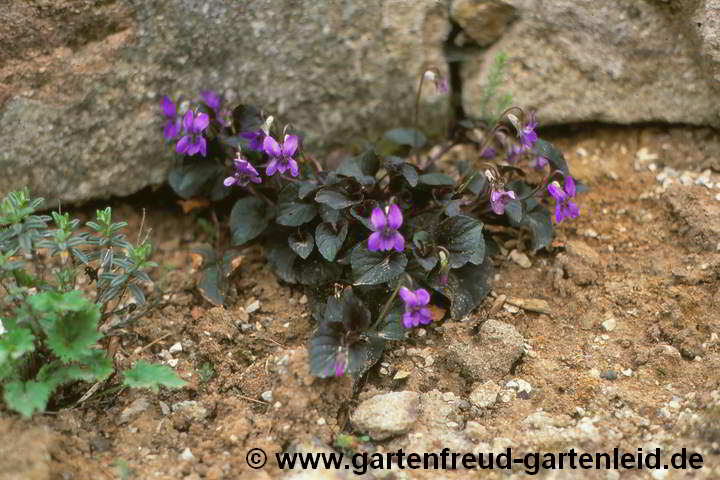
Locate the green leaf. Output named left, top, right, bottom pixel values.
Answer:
left=267, top=243, right=298, bottom=283
left=427, top=256, right=493, bottom=320
left=294, top=256, right=343, bottom=286
left=419, top=173, right=455, bottom=187
left=350, top=245, right=407, bottom=286
left=336, top=150, right=379, bottom=186
left=314, top=188, right=359, bottom=209
left=123, top=361, right=187, bottom=392
left=3, top=380, right=53, bottom=417
left=288, top=230, right=315, bottom=260
left=436, top=215, right=485, bottom=268
left=45, top=305, right=103, bottom=363
left=0, top=327, right=35, bottom=363
left=400, top=164, right=419, bottom=187
left=315, top=220, right=348, bottom=262
left=229, top=196, right=273, bottom=246
left=276, top=201, right=317, bottom=227
left=198, top=264, right=226, bottom=306
left=168, top=163, right=224, bottom=199
left=384, top=128, right=426, bottom=148
left=28, top=290, right=89, bottom=313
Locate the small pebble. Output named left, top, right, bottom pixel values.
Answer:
left=261, top=390, right=273, bottom=403
left=509, top=249, right=532, bottom=269
left=179, top=448, right=194, bottom=461
left=246, top=299, right=261, bottom=313
left=299, top=294, right=308, bottom=305
left=169, top=342, right=183, bottom=353
left=600, top=370, right=618, bottom=381
left=159, top=401, right=170, bottom=416
left=393, top=370, right=411, bottom=380
left=317, top=417, right=326, bottom=426
left=601, top=317, right=617, bottom=332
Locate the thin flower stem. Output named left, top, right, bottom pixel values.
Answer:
left=372, top=274, right=410, bottom=330
left=411, top=72, right=427, bottom=159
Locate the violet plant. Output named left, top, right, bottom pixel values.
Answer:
left=161, top=68, right=581, bottom=382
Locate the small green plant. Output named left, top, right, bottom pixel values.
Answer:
left=478, top=52, right=513, bottom=126
left=0, top=189, right=185, bottom=417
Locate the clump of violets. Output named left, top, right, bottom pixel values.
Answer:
left=490, top=189, right=516, bottom=215
left=224, top=152, right=262, bottom=188
left=368, top=204, right=404, bottom=252
left=399, top=287, right=432, bottom=328
left=162, top=96, right=179, bottom=140
left=548, top=175, right=580, bottom=222
left=176, top=109, right=210, bottom=156
left=263, top=134, right=300, bottom=177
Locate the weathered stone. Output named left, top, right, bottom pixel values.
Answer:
left=451, top=0, right=517, bottom=46
left=663, top=185, right=720, bottom=251
left=462, top=0, right=720, bottom=128
left=469, top=380, right=501, bottom=408
left=1, top=0, right=449, bottom=204
left=350, top=391, right=420, bottom=440
left=442, top=320, right=526, bottom=382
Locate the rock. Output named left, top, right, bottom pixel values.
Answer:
left=469, top=380, right=501, bottom=408
left=246, top=299, right=261, bottom=314
left=443, top=320, right=526, bottom=382
left=450, top=0, right=517, bottom=47
left=505, top=297, right=552, bottom=316
left=261, top=390, right=273, bottom=403
left=554, top=240, right=604, bottom=286
left=663, top=185, right=720, bottom=251
left=171, top=400, right=209, bottom=421
left=602, top=317, right=617, bottom=332
left=0, top=421, right=57, bottom=480
left=169, top=342, right=183, bottom=353
left=350, top=391, right=420, bottom=440
left=179, top=447, right=194, bottom=461
left=506, top=378, right=532, bottom=398
left=509, top=249, right=532, bottom=268
left=0, top=1, right=449, bottom=204
left=117, top=397, right=150, bottom=425
left=462, top=0, right=720, bottom=128
left=393, top=369, right=411, bottom=380
left=600, top=370, right=618, bottom=381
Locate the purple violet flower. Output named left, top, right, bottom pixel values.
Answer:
left=399, top=287, right=432, bottom=328
left=368, top=204, right=404, bottom=252
left=176, top=109, right=210, bottom=156
left=531, top=155, right=548, bottom=170
left=480, top=147, right=497, bottom=159
left=224, top=157, right=262, bottom=188
left=548, top=175, right=580, bottom=223
left=263, top=134, right=300, bottom=177
left=201, top=90, right=229, bottom=126
left=162, top=96, right=179, bottom=140
left=521, top=113, right=538, bottom=150
left=241, top=130, right=267, bottom=151
left=490, top=189, right=516, bottom=215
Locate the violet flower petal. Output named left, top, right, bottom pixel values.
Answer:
left=370, top=208, right=387, bottom=231
left=387, top=204, right=403, bottom=230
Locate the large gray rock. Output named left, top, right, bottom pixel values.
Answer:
left=459, top=0, right=720, bottom=127
left=350, top=391, right=420, bottom=440
left=0, top=0, right=449, bottom=204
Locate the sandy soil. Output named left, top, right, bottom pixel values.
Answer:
left=1, top=125, right=719, bottom=480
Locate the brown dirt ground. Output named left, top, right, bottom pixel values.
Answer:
left=1, top=126, right=720, bottom=480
